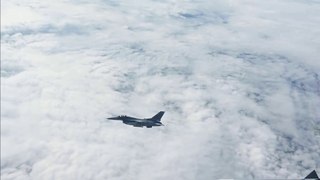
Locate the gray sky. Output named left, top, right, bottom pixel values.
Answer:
left=1, top=0, right=320, bottom=179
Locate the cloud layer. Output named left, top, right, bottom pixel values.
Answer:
left=1, top=0, right=320, bottom=179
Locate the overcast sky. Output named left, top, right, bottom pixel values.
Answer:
left=1, top=0, right=320, bottom=179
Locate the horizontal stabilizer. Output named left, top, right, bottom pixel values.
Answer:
left=151, top=111, right=165, bottom=121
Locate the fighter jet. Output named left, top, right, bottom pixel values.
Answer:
left=107, top=111, right=165, bottom=128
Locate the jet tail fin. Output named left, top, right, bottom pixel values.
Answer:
left=151, top=111, right=165, bottom=121
left=305, top=170, right=319, bottom=179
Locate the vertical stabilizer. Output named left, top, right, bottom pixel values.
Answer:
left=151, top=111, right=165, bottom=121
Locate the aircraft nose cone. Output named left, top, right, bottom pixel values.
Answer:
left=108, top=117, right=119, bottom=120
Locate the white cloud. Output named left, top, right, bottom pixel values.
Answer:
left=1, top=0, right=320, bottom=179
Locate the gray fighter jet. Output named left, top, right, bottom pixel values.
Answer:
left=108, top=111, right=165, bottom=128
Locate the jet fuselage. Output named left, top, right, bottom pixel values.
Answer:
left=108, top=112, right=165, bottom=128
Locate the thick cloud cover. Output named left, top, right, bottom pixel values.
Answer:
left=1, top=0, right=320, bottom=179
